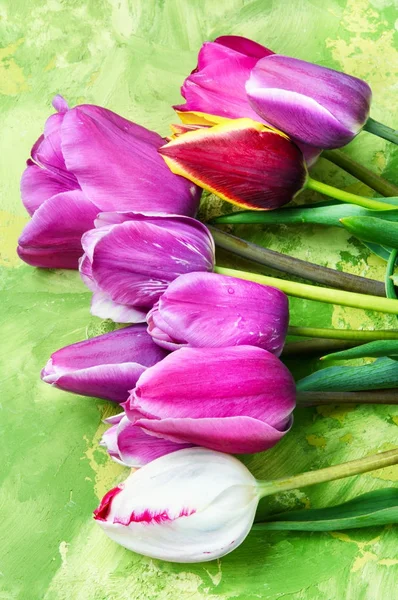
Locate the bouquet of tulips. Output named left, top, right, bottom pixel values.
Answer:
left=19, top=35, right=398, bottom=563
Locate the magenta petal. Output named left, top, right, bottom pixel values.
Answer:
left=89, top=215, right=214, bottom=309
left=61, top=105, right=201, bottom=215
left=148, top=272, right=289, bottom=355
left=20, top=161, right=74, bottom=216
left=17, top=190, right=99, bottom=269
left=247, top=55, right=371, bottom=148
left=116, top=418, right=192, bottom=467
left=176, top=55, right=261, bottom=121
left=48, top=362, right=146, bottom=403
left=213, top=36, right=274, bottom=59
left=137, top=415, right=292, bottom=454
left=42, top=324, right=167, bottom=374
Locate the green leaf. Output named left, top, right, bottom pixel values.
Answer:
left=211, top=203, right=398, bottom=227
left=363, top=242, right=394, bottom=262
left=322, top=340, right=398, bottom=361
left=253, top=488, right=398, bottom=532
left=385, top=249, right=398, bottom=299
left=341, top=216, right=398, bottom=249
left=296, top=356, right=398, bottom=391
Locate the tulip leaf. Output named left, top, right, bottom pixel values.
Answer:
left=254, top=488, right=398, bottom=531
left=341, top=216, right=398, bottom=249
left=385, top=249, right=398, bottom=299
left=296, top=356, right=398, bottom=391
left=363, top=242, right=394, bottom=262
left=212, top=202, right=398, bottom=227
left=322, top=340, right=398, bottom=361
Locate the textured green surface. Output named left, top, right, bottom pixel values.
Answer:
left=1, top=1, right=398, bottom=599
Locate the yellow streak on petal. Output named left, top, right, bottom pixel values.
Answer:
left=175, top=110, right=230, bottom=126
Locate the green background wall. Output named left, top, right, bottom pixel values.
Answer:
left=1, top=1, right=398, bottom=598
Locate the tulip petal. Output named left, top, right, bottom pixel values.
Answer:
left=20, top=161, right=77, bottom=216
left=213, top=36, right=274, bottom=59
left=113, top=417, right=192, bottom=467
left=61, top=105, right=201, bottom=215
left=176, top=55, right=261, bottom=121
left=45, top=362, right=146, bottom=403
left=89, top=215, right=214, bottom=308
left=42, top=324, right=167, bottom=374
left=128, top=346, right=296, bottom=437
left=148, top=271, right=289, bottom=354
left=247, top=55, right=371, bottom=148
left=91, top=291, right=148, bottom=324
left=137, top=414, right=292, bottom=454
left=94, top=447, right=259, bottom=562
left=159, top=119, right=307, bottom=210
left=17, top=190, right=99, bottom=269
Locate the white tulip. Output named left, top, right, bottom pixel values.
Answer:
left=94, top=447, right=260, bottom=562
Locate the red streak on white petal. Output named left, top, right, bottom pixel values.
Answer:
left=93, top=485, right=123, bottom=521
left=115, top=506, right=196, bottom=526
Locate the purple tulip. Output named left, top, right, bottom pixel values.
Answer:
left=121, top=346, right=296, bottom=455
left=246, top=55, right=372, bottom=149
left=147, top=271, right=289, bottom=355
left=18, top=96, right=201, bottom=269
left=80, top=212, right=215, bottom=323
left=176, top=35, right=371, bottom=154
left=41, top=325, right=167, bottom=402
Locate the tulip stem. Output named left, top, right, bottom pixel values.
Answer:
left=282, top=338, right=363, bottom=357
left=364, top=117, right=398, bottom=145
left=257, top=448, right=398, bottom=498
left=287, top=325, right=398, bottom=341
left=297, top=390, right=398, bottom=406
left=322, top=150, right=398, bottom=197
left=306, top=177, right=397, bottom=210
left=209, top=226, right=385, bottom=296
left=214, top=266, right=398, bottom=315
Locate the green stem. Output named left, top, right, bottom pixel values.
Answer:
left=385, top=249, right=398, bottom=300
left=210, top=226, right=385, bottom=296
left=214, top=266, right=398, bottom=315
left=322, top=150, right=398, bottom=197
left=297, top=390, right=398, bottom=406
left=306, top=177, right=397, bottom=210
left=288, top=325, right=398, bottom=341
left=257, top=448, right=398, bottom=498
left=364, top=117, right=398, bottom=145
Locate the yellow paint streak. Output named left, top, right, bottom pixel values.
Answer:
left=0, top=211, right=29, bottom=267
left=0, top=38, right=29, bottom=95
left=392, top=416, right=398, bottom=426
left=316, top=404, right=356, bottom=423
left=82, top=403, right=127, bottom=499
left=306, top=434, right=327, bottom=448
left=378, top=559, right=398, bottom=567
left=339, top=433, right=353, bottom=444
left=330, top=531, right=382, bottom=573
left=44, top=56, right=57, bottom=72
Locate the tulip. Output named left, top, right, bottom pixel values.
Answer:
left=246, top=55, right=372, bottom=149
left=80, top=212, right=215, bottom=323
left=94, top=446, right=398, bottom=563
left=176, top=35, right=371, bottom=151
left=94, top=447, right=260, bottom=562
left=41, top=324, right=167, bottom=402
left=147, top=271, right=289, bottom=355
left=18, top=96, right=201, bottom=269
left=100, top=412, right=192, bottom=466
left=123, top=345, right=296, bottom=454
left=159, top=118, right=307, bottom=210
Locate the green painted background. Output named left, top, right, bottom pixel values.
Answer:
left=1, top=1, right=398, bottom=598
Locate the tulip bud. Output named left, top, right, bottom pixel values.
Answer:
left=94, top=447, right=260, bottom=562
left=159, top=118, right=307, bottom=210
left=41, top=325, right=167, bottom=402
left=147, top=271, right=289, bottom=355
left=80, top=212, right=215, bottom=323
left=246, top=55, right=372, bottom=149
left=18, top=96, right=201, bottom=269
left=123, top=345, right=296, bottom=454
